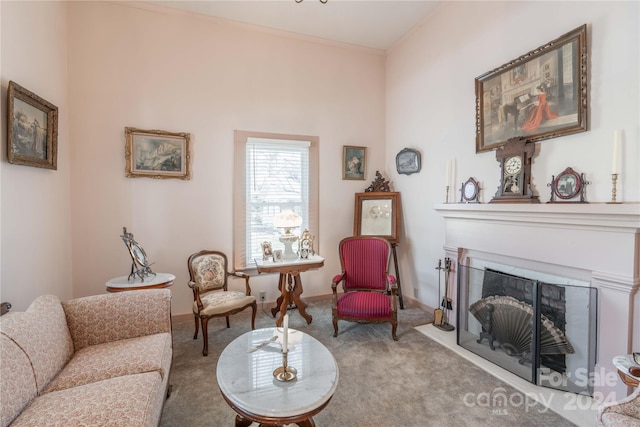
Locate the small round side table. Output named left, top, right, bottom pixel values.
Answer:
left=106, top=273, right=175, bottom=292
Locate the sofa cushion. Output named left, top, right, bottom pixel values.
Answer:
left=62, top=289, right=172, bottom=351
left=0, top=296, right=73, bottom=393
left=0, top=334, right=37, bottom=427
left=44, top=332, right=172, bottom=393
left=11, top=372, right=164, bottom=427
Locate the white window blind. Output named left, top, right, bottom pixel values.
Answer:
left=234, top=131, right=318, bottom=271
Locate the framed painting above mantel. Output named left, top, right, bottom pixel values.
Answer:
left=475, top=24, right=588, bottom=153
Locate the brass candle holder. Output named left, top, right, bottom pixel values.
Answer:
left=444, top=185, right=450, bottom=204
left=273, top=350, right=297, bottom=382
left=606, top=173, right=622, bottom=204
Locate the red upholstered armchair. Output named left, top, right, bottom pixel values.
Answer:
left=331, top=236, right=399, bottom=340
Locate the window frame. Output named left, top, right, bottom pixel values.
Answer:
left=233, top=130, right=319, bottom=272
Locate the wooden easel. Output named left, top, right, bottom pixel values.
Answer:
left=356, top=171, right=404, bottom=309
left=391, top=242, right=404, bottom=309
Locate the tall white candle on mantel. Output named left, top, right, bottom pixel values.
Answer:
left=612, top=130, right=620, bottom=174
left=282, top=314, right=289, bottom=353
left=446, top=160, right=451, bottom=186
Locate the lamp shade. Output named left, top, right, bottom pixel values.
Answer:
left=273, top=209, right=303, bottom=230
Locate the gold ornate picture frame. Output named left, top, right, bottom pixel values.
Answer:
left=342, top=145, right=366, bottom=180
left=125, top=127, right=191, bottom=179
left=7, top=81, right=58, bottom=170
left=475, top=25, right=588, bottom=153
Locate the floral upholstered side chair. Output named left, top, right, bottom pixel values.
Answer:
left=187, top=250, right=257, bottom=356
left=331, top=236, right=399, bottom=340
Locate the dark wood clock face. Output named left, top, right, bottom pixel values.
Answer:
left=490, top=137, right=539, bottom=204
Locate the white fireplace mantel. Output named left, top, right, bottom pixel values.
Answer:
left=435, top=202, right=640, bottom=231
left=434, top=202, right=640, bottom=402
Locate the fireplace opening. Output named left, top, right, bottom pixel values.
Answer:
left=457, top=263, right=598, bottom=396
left=478, top=268, right=571, bottom=374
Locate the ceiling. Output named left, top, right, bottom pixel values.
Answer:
left=145, top=1, right=442, bottom=51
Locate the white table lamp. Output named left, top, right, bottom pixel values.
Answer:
left=274, top=209, right=303, bottom=260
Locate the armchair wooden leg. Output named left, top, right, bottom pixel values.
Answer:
left=332, top=319, right=339, bottom=337
left=250, top=302, right=257, bottom=330
left=391, top=321, right=398, bottom=341
left=193, top=314, right=199, bottom=340
left=201, top=319, right=209, bottom=356
left=226, top=316, right=230, bottom=329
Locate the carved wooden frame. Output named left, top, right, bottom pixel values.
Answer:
left=475, top=24, right=588, bottom=153
left=354, top=192, right=400, bottom=244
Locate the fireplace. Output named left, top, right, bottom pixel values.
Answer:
left=457, top=262, right=597, bottom=395
left=434, top=203, right=639, bottom=404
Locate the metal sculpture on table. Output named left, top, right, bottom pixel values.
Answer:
left=120, top=227, right=155, bottom=282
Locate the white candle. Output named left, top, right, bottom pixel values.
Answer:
left=446, top=160, right=451, bottom=186
left=282, top=314, right=289, bottom=352
left=612, top=130, right=620, bottom=174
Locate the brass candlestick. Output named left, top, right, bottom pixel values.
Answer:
left=445, top=185, right=450, bottom=204
left=607, top=173, right=622, bottom=204
left=273, top=350, right=297, bottom=382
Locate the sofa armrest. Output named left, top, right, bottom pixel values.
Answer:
left=62, top=289, right=172, bottom=351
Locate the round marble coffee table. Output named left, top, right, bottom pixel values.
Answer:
left=217, top=328, right=339, bottom=427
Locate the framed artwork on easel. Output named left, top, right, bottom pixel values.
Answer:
left=353, top=192, right=400, bottom=244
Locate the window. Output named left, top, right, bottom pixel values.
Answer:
left=234, top=131, right=319, bottom=271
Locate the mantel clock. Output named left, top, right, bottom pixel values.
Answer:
left=489, top=137, right=539, bottom=204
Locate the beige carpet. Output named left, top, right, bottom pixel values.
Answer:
left=160, top=298, right=575, bottom=426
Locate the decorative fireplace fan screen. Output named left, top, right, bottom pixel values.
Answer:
left=469, top=295, right=575, bottom=364
left=457, top=263, right=598, bottom=396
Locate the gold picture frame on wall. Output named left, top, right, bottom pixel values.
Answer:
left=125, top=127, right=191, bottom=179
left=342, top=145, right=366, bottom=180
left=7, top=81, right=58, bottom=170
left=475, top=24, right=588, bottom=153
left=354, top=192, right=400, bottom=244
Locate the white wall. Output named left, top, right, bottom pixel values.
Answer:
left=386, top=1, right=640, bottom=310
left=0, top=1, right=73, bottom=309
left=66, top=2, right=387, bottom=315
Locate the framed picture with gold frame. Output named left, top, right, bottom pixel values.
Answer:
left=342, top=145, right=366, bottom=180
left=475, top=24, right=588, bottom=153
left=353, top=192, right=400, bottom=244
left=7, top=81, right=58, bottom=170
left=125, top=127, right=191, bottom=179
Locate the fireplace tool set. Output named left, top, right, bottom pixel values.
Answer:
left=434, top=258, right=455, bottom=331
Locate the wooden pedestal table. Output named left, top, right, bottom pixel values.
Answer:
left=613, top=354, right=640, bottom=388
left=217, top=327, right=339, bottom=427
left=105, top=273, right=175, bottom=292
left=255, top=256, right=324, bottom=327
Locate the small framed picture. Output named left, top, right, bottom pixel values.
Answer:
left=125, top=127, right=191, bottom=179
left=7, top=81, right=58, bottom=170
left=548, top=167, right=588, bottom=203
left=261, top=241, right=273, bottom=260
left=273, top=250, right=283, bottom=262
left=395, top=148, right=421, bottom=175
left=342, top=145, right=366, bottom=180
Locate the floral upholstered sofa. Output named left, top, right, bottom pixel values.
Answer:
left=0, top=289, right=172, bottom=427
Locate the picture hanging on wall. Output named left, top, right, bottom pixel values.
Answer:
left=475, top=24, right=588, bottom=153
left=125, top=127, right=191, bottom=179
left=7, top=81, right=58, bottom=170
left=342, top=145, right=366, bottom=180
